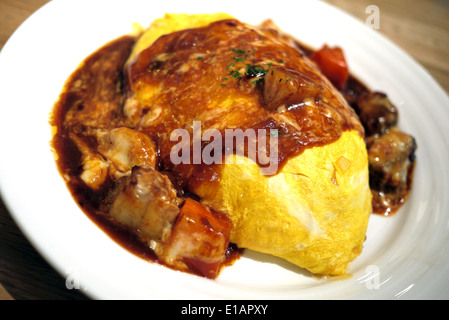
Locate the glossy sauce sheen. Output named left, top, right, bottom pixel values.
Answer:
left=124, top=20, right=364, bottom=190
left=51, top=21, right=412, bottom=276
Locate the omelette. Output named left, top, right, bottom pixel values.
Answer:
left=52, top=13, right=373, bottom=278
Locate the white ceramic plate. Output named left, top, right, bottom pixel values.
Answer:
left=1, top=0, right=449, bottom=300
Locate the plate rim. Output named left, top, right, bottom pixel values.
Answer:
left=1, top=0, right=449, bottom=300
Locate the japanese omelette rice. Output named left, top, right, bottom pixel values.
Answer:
left=123, top=13, right=372, bottom=276
left=52, top=12, right=373, bottom=279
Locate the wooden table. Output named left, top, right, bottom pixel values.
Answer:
left=1, top=0, right=448, bottom=300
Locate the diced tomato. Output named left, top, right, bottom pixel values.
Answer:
left=311, top=45, right=349, bottom=90
left=165, top=198, right=232, bottom=279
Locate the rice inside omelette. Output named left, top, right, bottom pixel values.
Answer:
left=128, top=13, right=372, bottom=276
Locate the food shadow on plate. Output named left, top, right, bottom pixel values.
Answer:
left=240, top=248, right=313, bottom=277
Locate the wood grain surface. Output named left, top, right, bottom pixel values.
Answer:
left=1, top=0, right=448, bottom=300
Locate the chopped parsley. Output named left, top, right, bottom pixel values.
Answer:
left=230, top=48, right=246, bottom=54
left=245, top=64, right=268, bottom=78
left=221, top=45, right=283, bottom=87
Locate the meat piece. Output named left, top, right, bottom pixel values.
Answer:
left=69, top=131, right=109, bottom=190
left=103, top=166, right=232, bottom=278
left=263, top=66, right=324, bottom=112
left=104, top=166, right=181, bottom=243
left=97, top=127, right=157, bottom=178
left=79, top=153, right=109, bottom=190
left=69, top=126, right=157, bottom=189
left=368, top=129, right=417, bottom=215
left=356, top=92, right=398, bottom=137
left=156, top=198, right=232, bottom=279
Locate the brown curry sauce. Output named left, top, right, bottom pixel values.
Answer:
left=50, top=25, right=416, bottom=277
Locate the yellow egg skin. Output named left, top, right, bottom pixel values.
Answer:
left=196, top=130, right=371, bottom=276
left=128, top=13, right=235, bottom=63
